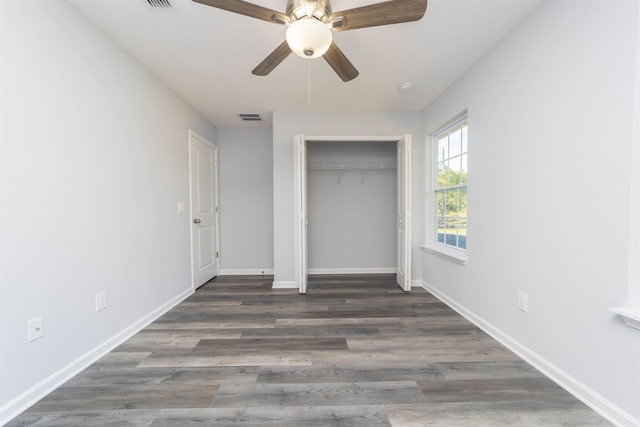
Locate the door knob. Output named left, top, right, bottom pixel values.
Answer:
left=193, top=218, right=201, bottom=224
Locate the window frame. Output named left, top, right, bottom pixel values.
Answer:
left=422, top=114, right=469, bottom=265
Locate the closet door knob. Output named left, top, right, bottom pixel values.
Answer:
left=193, top=218, right=201, bottom=224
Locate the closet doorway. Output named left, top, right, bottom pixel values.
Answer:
left=294, top=135, right=411, bottom=294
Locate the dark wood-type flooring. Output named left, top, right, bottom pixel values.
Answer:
left=9, top=274, right=610, bottom=426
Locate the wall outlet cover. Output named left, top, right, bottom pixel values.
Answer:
left=28, top=316, right=44, bottom=342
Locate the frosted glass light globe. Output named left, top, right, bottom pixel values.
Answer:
left=286, top=18, right=333, bottom=59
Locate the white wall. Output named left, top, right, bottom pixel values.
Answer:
left=420, top=1, right=640, bottom=425
left=217, top=128, right=274, bottom=274
left=0, top=0, right=216, bottom=421
left=307, top=141, right=397, bottom=272
left=272, top=111, right=424, bottom=286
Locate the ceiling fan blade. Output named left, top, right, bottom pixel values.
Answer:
left=323, top=42, right=359, bottom=82
left=330, top=0, right=427, bottom=32
left=192, top=0, right=289, bottom=25
left=252, top=41, right=292, bottom=76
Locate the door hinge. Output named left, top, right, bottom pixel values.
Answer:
left=216, top=251, right=219, bottom=258
left=216, top=206, right=218, bottom=213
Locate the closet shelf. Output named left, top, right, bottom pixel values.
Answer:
left=308, top=164, right=397, bottom=170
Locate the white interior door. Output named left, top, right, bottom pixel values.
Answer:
left=293, top=135, right=308, bottom=294
left=397, top=135, right=412, bottom=291
left=190, top=131, right=220, bottom=289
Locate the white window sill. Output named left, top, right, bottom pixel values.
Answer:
left=421, top=244, right=468, bottom=266
left=610, top=307, right=640, bottom=330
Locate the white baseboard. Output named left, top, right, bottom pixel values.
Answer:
left=411, top=279, right=423, bottom=289
left=272, top=281, right=297, bottom=289
left=417, top=280, right=639, bottom=427
left=0, top=287, right=194, bottom=426
left=220, top=269, right=274, bottom=276
left=307, top=267, right=396, bottom=275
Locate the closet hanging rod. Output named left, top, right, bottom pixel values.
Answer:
left=307, top=164, right=397, bottom=170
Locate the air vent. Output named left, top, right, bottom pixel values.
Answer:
left=238, top=113, right=263, bottom=122
left=146, top=0, right=172, bottom=8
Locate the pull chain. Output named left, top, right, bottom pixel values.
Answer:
left=307, top=59, right=311, bottom=107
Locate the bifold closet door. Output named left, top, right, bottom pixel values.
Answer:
left=293, top=135, right=308, bottom=294
left=396, top=136, right=411, bottom=291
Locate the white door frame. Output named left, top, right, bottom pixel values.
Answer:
left=293, top=134, right=412, bottom=293
left=293, top=135, right=308, bottom=294
left=189, top=130, right=220, bottom=290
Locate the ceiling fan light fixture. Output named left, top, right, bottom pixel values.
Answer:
left=286, top=18, right=333, bottom=59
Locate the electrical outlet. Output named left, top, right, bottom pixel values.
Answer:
left=96, top=291, right=107, bottom=312
left=517, top=292, right=528, bottom=313
left=28, top=316, right=44, bottom=342
left=177, top=201, right=185, bottom=214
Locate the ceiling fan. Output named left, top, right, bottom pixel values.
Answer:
left=192, top=0, right=428, bottom=82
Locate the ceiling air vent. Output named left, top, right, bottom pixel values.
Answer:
left=238, top=113, right=263, bottom=123
left=146, top=0, right=172, bottom=8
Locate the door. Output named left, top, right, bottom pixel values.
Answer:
left=293, top=135, right=308, bottom=294
left=190, top=131, right=220, bottom=289
left=397, top=135, right=412, bottom=291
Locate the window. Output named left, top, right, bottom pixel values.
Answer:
left=434, top=117, right=468, bottom=250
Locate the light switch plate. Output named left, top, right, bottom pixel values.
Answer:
left=517, top=292, right=528, bottom=312
left=96, top=291, right=107, bottom=312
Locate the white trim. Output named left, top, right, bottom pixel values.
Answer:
left=307, top=268, right=396, bottom=275
left=272, top=281, right=297, bottom=289
left=427, top=113, right=469, bottom=256
left=0, top=287, right=193, bottom=426
left=416, top=280, right=639, bottom=427
left=620, top=3, right=640, bottom=318
left=610, top=307, right=640, bottom=330
left=220, top=269, right=274, bottom=276
left=188, top=130, right=220, bottom=290
left=303, top=135, right=405, bottom=142
left=293, top=134, right=412, bottom=294
left=421, top=244, right=468, bottom=265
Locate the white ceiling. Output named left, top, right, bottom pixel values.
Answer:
left=67, top=0, right=544, bottom=127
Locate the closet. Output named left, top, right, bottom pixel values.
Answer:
left=306, top=140, right=398, bottom=273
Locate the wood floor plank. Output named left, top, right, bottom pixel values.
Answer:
left=151, top=406, right=391, bottom=426
left=27, top=384, right=219, bottom=411
left=5, top=410, right=159, bottom=427
left=256, top=365, right=443, bottom=384
left=346, top=335, right=498, bottom=350
left=386, top=401, right=611, bottom=426
left=210, top=381, right=427, bottom=407
left=145, top=320, right=276, bottom=330
left=417, top=377, right=579, bottom=403
left=137, top=353, right=313, bottom=368
left=432, top=360, right=546, bottom=380
left=92, top=352, right=152, bottom=368
left=274, top=317, right=406, bottom=327
left=8, top=274, right=611, bottom=426
left=194, top=337, right=348, bottom=352
left=65, top=366, right=259, bottom=387
left=241, top=325, right=382, bottom=338
left=310, top=346, right=521, bottom=366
